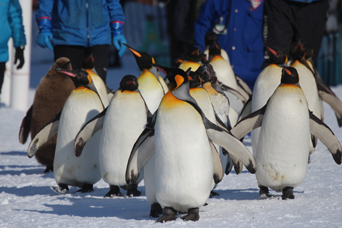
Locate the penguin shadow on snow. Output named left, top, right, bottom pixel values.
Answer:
left=211, top=188, right=260, bottom=201
left=0, top=164, right=52, bottom=177
left=0, top=186, right=56, bottom=197
left=20, top=187, right=153, bottom=220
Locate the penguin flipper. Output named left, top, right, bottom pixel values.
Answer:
left=230, top=105, right=266, bottom=140
left=224, top=148, right=233, bottom=175
left=74, top=108, right=107, bottom=157
left=238, top=96, right=252, bottom=121
left=27, top=112, right=61, bottom=158
left=235, top=74, right=252, bottom=98
left=309, top=111, right=342, bottom=164
left=209, top=141, right=224, bottom=184
left=216, top=82, right=247, bottom=104
left=19, top=105, right=33, bottom=144
left=204, top=118, right=256, bottom=173
left=318, top=90, right=342, bottom=127
left=126, top=128, right=155, bottom=184
left=126, top=111, right=158, bottom=184
left=231, top=154, right=243, bottom=175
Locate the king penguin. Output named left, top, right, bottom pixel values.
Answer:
left=231, top=67, right=341, bottom=199
left=124, top=44, right=168, bottom=217
left=251, top=46, right=288, bottom=156
left=74, top=75, right=147, bottom=197
left=19, top=58, right=75, bottom=173
left=125, top=65, right=256, bottom=222
left=178, top=46, right=202, bottom=72
left=27, top=68, right=105, bottom=193
left=195, top=64, right=243, bottom=174
left=203, top=31, right=229, bottom=63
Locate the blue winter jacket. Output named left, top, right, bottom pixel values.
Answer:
left=0, top=0, right=26, bottom=62
left=194, top=0, right=264, bottom=90
left=288, top=0, right=327, bottom=2
left=36, top=0, right=125, bottom=47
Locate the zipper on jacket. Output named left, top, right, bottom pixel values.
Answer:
left=86, top=0, right=90, bottom=47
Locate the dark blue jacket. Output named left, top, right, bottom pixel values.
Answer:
left=0, top=0, right=26, bottom=62
left=36, top=0, right=125, bottom=47
left=194, top=0, right=264, bottom=90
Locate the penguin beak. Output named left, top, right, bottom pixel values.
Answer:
left=267, top=47, right=277, bottom=56
left=123, top=43, right=142, bottom=58
left=284, top=68, right=291, bottom=75
left=55, top=68, right=76, bottom=77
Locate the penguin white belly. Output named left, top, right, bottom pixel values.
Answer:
left=256, top=86, right=310, bottom=191
left=155, top=101, right=213, bottom=212
left=293, top=63, right=321, bottom=118
left=190, top=88, right=220, bottom=189
left=144, top=154, right=157, bottom=205
left=204, top=48, right=230, bottom=64
left=99, top=91, right=147, bottom=186
left=210, top=59, right=238, bottom=90
left=138, top=74, right=164, bottom=113
left=54, top=89, right=103, bottom=187
left=251, top=65, right=282, bottom=155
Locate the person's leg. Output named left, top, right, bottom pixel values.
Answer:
left=0, top=62, right=6, bottom=95
left=264, top=0, right=296, bottom=57
left=54, top=45, right=86, bottom=70
left=296, top=1, right=329, bottom=62
left=90, top=45, right=110, bottom=83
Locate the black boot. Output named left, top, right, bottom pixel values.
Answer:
left=104, top=185, right=122, bottom=197
left=150, top=203, right=163, bottom=218
left=282, top=187, right=295, bottom=200
left=156, top=207, right=177, bottom=223
left=181, top=207, right=200, bottom=221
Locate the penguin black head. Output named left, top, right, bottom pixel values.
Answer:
left=196, top=64, right=217, bottom=84
left=290, top=41, right=305, bottom=61
left=265, top=45, right=288, bottom=65
left=81, top=54, right=95, bottom=70
left=124, top=43, right=155, bottom=70
left=184, top=46, right=202, bottom=62
left=55, top=68, right=91, bottom=88
left=173, top=53, right=185, bottom=67
left=208, top=40, right=221, bottom=60
left=188, top=71, right=202, bottom=88
left=119, top=75, right=139, bottom=91
left=152, top=64, right=188, bottom=91
left=204, top=31, right=218, bottom=46
left=303, top=44, right=313, bottom=60
left=281, top=67, right=299, bottom=84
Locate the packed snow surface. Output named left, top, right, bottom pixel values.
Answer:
left=1, top=61, right=342, bottom=227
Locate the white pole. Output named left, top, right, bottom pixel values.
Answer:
left=10, top=0, right=32, bottom=111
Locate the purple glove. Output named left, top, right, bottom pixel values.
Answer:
left=36, top=18, right=53, bottom=50
left=111, top=22, right=127, bottom=57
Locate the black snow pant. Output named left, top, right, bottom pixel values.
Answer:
left=263, top=0, right=329, bottom=62
left=0, top=62, right=5, bottom=95
left=54, top=45, right=110, bottom=83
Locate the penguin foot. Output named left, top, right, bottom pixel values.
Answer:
left=125, top=184, right=141, bottom=197
left=203, top=203, right=208, bottom=206
left=259, top=186, right=273, bottom=199
left=77, top=184, right=94, bottom=193
left=51, top=184, right=69, bottom=194
left=150, top=203, right=163, bottom=217
left=104, top=185, right=122, bottom=198
left=282, top=187, right=295, bottom=200
left=210, top=190, right=219, bottom=198
left=181, top=208, right=200, bottom=222
left=155, top=207, right=177, bottom=223
left=44, top=165, right=53, bottom=173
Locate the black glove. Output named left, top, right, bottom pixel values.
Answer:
left=14, top=47, right=25, bottom=69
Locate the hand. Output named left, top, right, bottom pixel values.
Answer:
left=36, top=32, right=53, bottom=50
left=14, top=47, right=25, bottom=69
left=113, top=34, right=127, bottom=57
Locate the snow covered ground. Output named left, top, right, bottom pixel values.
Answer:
left=1, top=59, right=342, bottom=227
